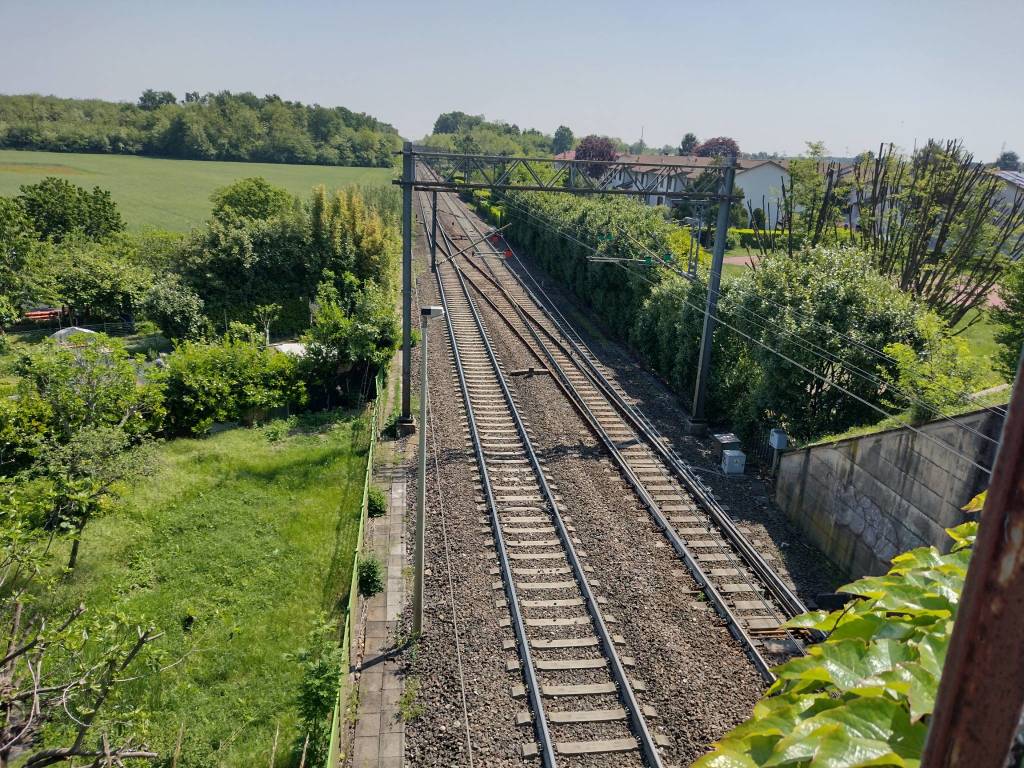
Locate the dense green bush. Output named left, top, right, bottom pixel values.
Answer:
left=358, top=554, right=384, bottom=597
left=719, top=247, right=923, bottom=440
left=301, top=279, right=399, bottom=408
left=292, top=618, right=344, bottom=767
left=368, top=486, right=388, bottom=518
left=505, top=191, right=671, bottom=336
left=15, top=333, right=164, bottom=442
left=506, top=191, right=936, bottom=442
left=141, top=275, right=207, bottom=341
left=882, top=314, right=979, bottom=423
left=156, top=338, right=307, bottom=436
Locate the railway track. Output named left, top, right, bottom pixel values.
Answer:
left=418, top=189, right=670, bottom=766
left=424, top=186, right=814, bottom=681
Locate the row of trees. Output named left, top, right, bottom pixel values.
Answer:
left=504, top=162, right=999, bottom=442
left=750, top=140, right=1024, bottom=329
left=0, top=92, right=402, bottom=166
left=2, top=176, right=399, bottom=355
left=424, top=111, right=560, bottom=156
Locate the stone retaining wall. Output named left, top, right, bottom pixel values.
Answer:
left=775, top=407, right=1003, bottom=578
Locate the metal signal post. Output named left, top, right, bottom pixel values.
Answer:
left=399, top=142, right=415, bottom=428
left=687, top=154, right=737, bottom=434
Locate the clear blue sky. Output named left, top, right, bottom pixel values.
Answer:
left=1, top=0, right=1020, bottom=159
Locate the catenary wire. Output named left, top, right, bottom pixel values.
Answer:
left=497, top=196, right=1003, bottom=451
left=489, top=197, right=994, bottom=475
left=497, top=192, right=1009, bottom=424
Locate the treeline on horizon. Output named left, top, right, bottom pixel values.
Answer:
left=0, top=90, right=402, bottom=167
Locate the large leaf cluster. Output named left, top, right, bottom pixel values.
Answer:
left=697, top=522, right=977, bottom=767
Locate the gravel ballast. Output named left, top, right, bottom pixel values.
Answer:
left=399, top=192, right=842, bottom=767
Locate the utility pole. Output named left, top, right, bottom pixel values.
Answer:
left=686, top=154, right=736, bottom=435
left=430, top=190, right=438, bottom=272
left=400, top=141, right=414, bottom=428
left=921, top=350, right=1024, bottom=768
left=413, top=305, right=445, bottom=636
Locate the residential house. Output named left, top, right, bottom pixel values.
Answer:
left=606, top=154, right=791, bottom=225
left=993, top=169, right=1024, bottom=211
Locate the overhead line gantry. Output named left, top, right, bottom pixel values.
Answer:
left=393, top=142, right=738, bottom=433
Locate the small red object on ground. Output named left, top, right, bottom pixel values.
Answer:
left=504, top=248, right=513, bottom=258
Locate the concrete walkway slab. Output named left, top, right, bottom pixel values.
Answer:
left=351, top=407, right=408, bottom=768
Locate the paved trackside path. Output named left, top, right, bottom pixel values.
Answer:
left=352, top=359, right=408, bottom=768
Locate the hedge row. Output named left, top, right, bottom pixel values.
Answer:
left=728, top=226, right=854, bottom=250
left=504, top=193, right=929, bottom=442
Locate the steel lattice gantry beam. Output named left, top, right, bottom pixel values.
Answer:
left=405, top=145, right=735, bottom=200
left=394, top=141, right=738, bottom=426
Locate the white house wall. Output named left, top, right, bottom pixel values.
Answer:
left=734, top=163, right=789, bottom=226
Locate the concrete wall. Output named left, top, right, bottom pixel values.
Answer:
left=775, top=407, right=1003, bottom=578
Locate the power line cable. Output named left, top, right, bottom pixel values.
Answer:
left=494, top=196, right=995, bottom=474
left=500, top=195, right=1006, bottom=443
left=500, top=192, right=1008, bottom=421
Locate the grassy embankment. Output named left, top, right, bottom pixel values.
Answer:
left=0, top=148, right=393, bottom=232
left=41, top=409, right=371, bottom=765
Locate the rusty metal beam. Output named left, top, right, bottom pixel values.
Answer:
left=921, top=350, right=1024, bottom=767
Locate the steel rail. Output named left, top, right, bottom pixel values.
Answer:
left=429, top=212, right=558, bottom=768
left=451, top=202, right=812, bottom=624
left=433, top=194, right=784, bottom=680
left=423, top=189, right=666, bottom=767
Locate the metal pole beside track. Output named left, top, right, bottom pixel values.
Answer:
left=687, top=154, right=736, bottom=435
left=400, top=141, right=415, bottom=427
left=430, top=190, right=438, bottom=272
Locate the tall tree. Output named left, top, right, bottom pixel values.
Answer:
left=137, top=88, right=177, bottom=110
left=17, top=177, right=125, bottom=242
left=0, top=482, right=159, bottom=765
left=432, top=111, right=483, bottom=134
left=574, top=135, right=618, bottom=177
left=997, top=150, right=1021, bottom=171
left=992, top=258, right=1024, bottom=377
left=209, top=177, right=293, bottom=221
left=628, top=138, right=648, bottom=154
left=851, top=140, right=1024, bottom=326
left=695, top=136, right=740, bottom=157
left=552, top=125, right=574, bottom=154
left=679, top=132, right=699, bottom=155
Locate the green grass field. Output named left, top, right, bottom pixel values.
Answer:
left=0, top=149, right=394, bottom=232
left=47, top=413, right=370, bottom=766
left=954, top=308, right=1005, bottom=389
